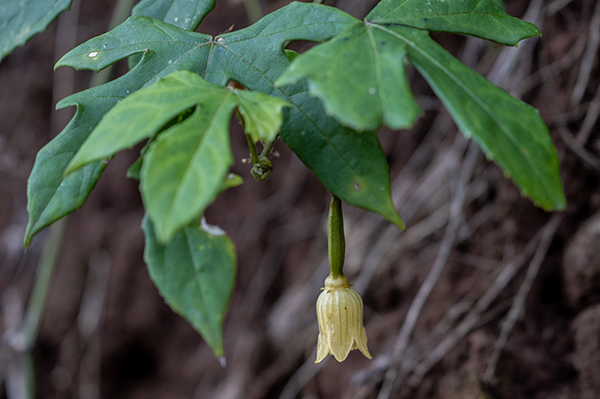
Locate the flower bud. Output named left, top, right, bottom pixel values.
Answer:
left=315, top=274, right=372, bottom=363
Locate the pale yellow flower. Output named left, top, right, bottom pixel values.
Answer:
left=315, top=274, right=372, bottom=363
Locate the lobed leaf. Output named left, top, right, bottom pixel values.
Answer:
left=209, top=3, right=404, bottom=228
left=138, top=85, right=236, bottom=244
left=65, top=71, right=228, bottom=174
left=367, top=0, right=540, bottom=46
left=66, top=70, right=289, bottom=243
left=143, top=216, right=236, bottom=358
left=276, top=21, right=422, bottom=132
left=25, top=92, right=107, bottom=248
left=401, top=26, right=565, bottom=210
left=234, top=89, right=290, bottom=143
left=25, top=17, right=214, bottom=246
left=0, top=0, right=71, bottom=62
left=277, top=1, right=565, bottom=211
left=41, top=2, right=404, bottom=237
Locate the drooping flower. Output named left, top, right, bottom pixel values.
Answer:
left=315, top=274, right=372, bottom=363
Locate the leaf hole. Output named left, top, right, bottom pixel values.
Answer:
left=353, top=182, right=361, bottom=191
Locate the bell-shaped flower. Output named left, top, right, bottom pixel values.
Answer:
left=315, top=274, right=372, bottom=363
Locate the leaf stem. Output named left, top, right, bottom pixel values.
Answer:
left=260, top=134, right=278, bottom=158
left=245, top=133, right=260, bottom=165
left=328, top=195, right=345, bottom=278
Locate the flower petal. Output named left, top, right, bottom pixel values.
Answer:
left=315, top=332, right=328, bottom=363
left=314, top=275, right=372, bottom=362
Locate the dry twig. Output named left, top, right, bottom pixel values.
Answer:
left=483, top=213, right=563, bottom=382
left=376, top=141, right=479, bottom=399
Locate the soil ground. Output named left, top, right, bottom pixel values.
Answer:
left=1, top=0, right=600, bottom=398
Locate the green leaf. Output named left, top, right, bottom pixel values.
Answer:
left=50, top=2, right=403, bottom=229
left=138, top=80, right=236, bottom=244
left=54, top=15, right=213, bottom=72
left=24, top=92, right=107, bottom=248
left=0, top=0, right=71, bottom=62
left=367, top=0, right=540, bottom=46
left=219, top=173, right=243, bottom=193
left=143, top=216, right=236, bottom=358
left=141, top=102, right=234, bottom=243
left=403, top=27, right=565, bottom=210
left=276, top=21, right=422, bottom=132
left=284, top=49, right=299, bottom=62
left=282, top=119, right=404, bottom=229
left=126, top=107, right=198, bottom=181
left=277, top=0, right=540, bottom=131
left=132, top=0, right=214, bottom=31
left=126, top=151, right=144, bottom=180
left=67, top=70, right=288, bottom=243
left=210, top=4, right=404, bottom=228
left=25, top=18, right=214, bottom=246
left=276, top=2, right=564, bottom=211
left=65, top=71, right=229, bottom=174
left=234, top=89, right=290, bottom=143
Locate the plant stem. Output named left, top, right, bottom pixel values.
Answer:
left=90, top=0, right=137, bottom=87
left=245, top=133, right=260, bottom=164
left=9, top=1, right=135, bottom=397
left=328, top=195, right=345, bottom=278
left=260, top=134, right=278, bottom=158
left=242, top=0, right=263, bottom=23
left=20, top=219, right=66, bottom=349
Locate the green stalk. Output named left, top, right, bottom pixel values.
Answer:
left=260, top=134, right=278, bottom=158
left=90, top=0, right=136, bottom=87
left=245, top=133, right=260, bottom=165
left=328, top=195, right=345, bottom=278
left=241, top=0, right=263, bottom=23
left=20, top=219, right=66, bottom=350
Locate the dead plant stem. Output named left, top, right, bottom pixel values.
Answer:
left=483, top=213, right=563, bottom=382
left=377, top=140, right=479, bottom=399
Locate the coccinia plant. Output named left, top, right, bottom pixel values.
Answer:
left=18, top=0, right=565, bottom=360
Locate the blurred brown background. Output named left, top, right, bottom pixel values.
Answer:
left=1, top=0, right=600, bottom=398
